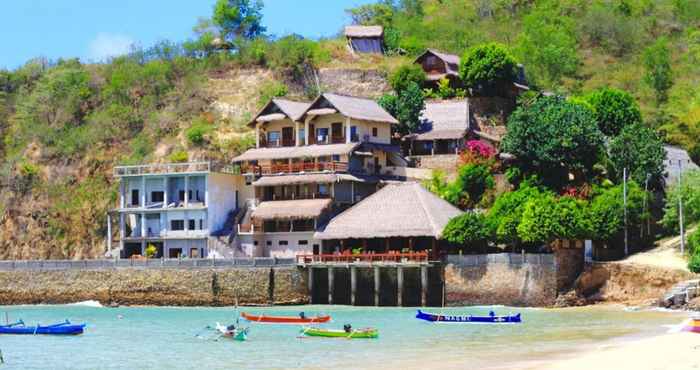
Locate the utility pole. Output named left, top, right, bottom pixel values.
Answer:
left=643, top=174, right=651, bottom=238
left=679, top=160, right=685, bottom=255
left=623, top=167, right=628, bottom=256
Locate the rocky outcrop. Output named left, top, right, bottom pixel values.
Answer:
left=0, top=267, right=308, bottom=306
left=318, top=68, right=390, bottom=99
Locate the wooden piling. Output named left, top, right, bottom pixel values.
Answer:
left=328, top=267, right=334, bottom=305
left=374, top=266, right=381, bottom=307
left=307, top=268, right=314, bottom=304
left=350, top=266, right=357, bottom=306
left=421, top=266, right=428, bottom=307
left=397, top=266, right=404, bottom=307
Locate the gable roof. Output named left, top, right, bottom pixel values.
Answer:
left=301, top=93, right=398, bottom=124
left=415, top=49, right=461, bottom=78
left=315, top=182, right=463, bottom=240
left=248, top=98, right=310, bottom=127
left=410, top=100, right=469, bottom=140
left=344, top=25, right=384, bottom=38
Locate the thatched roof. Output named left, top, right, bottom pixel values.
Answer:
left=315, top=182, right=462, bottom=240
left=252, top=173, right=377, bottom=187
left=233, top=143, right=359, bottom=162
left=301, top=93, right=399, bottom=124
left=409, top=100, right=469, bottom=141
left=251, top=199, right=332, bottom=221
left=344, top=25, right=384, bottom=38
left=248, top=98, right=310, bottom=127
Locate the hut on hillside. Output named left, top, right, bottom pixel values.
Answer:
left=403, top=100, right=470, bottom=156
left=414, top=49, right=461, bottom=87
left=314, top=182, right=463, bottom=260
left=344, top=26, right=385, bottom=54
left=664, top=145, right=699, bottom=186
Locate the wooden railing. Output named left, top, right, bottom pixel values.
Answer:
left=296, top=251, right=429, bottom=264
left=256, top=161, right=349, bottom=175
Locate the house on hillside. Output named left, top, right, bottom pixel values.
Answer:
left=315, top=182, right=463, bottom=260
left=403, top=100, right=470, bottom=156
left=345, top=25, right=384, bottom=54
left=231, top=93, right=407, bottom=257
left=110, top=162, right=238, bottom=259
left=664, top=145, right=699, bottom=186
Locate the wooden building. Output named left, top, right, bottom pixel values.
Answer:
left=344, top=25, right=385, bottom=54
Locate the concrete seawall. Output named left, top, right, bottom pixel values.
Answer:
left=0, top=267, right=308, bottom=306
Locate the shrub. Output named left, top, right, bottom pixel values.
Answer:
left=378, top=82, right=425, bottom=135
left=436, top=77, right=455, bottom=99
left=584, top=87, right=642, bottom=136
left=587, top=182, right=649, bottom=242
left=662, top=170, right=700, bottom=231
left=643, top=38, right=673, bottom=103
left=460, top=140, right=496, bottom=166
left=389, top=64, right=426, bottom=94
left=145, top=244, right=158, bottom=258
left=460, top=43, right=517, bottom=94
left=486, top=183, right=547, bottom=245
left=688, top=229, right=700, bottom=256
left=689, top=249, right=700, bottom=273
left=257, top=81, right=288, bottom=107
left=517, top=194, right=590, bottom=244
left=443, top=212, right=492, bottom=249
left=186, top=119, right=214, bottom=146
left=168, top=150, right=189, bottom=163
left=435, top=163, right=495, bottom=209
left=267, top=35, right=324, bottom=81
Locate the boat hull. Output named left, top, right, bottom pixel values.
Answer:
left=301, top=327, right=378, bottom=339
left=416, top=310, right=521, bottom=324
left=682, top=319, right=700, bottom=333
left=241, top=312, right=331, bottom=325
left=0, top=321, right=85, bottom=335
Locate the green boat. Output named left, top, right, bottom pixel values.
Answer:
left=301, top=326, right=378, bottom=339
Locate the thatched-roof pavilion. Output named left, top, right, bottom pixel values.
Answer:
left=315, top=182, right=462, bottom=258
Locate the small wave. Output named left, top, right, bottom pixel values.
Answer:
left=68, top=300, right=103, bottom=308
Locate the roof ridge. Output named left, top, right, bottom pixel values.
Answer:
left=412, top=183, right=440, bottom=238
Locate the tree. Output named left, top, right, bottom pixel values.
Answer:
left=587, top=182, right=649, bottom=242
left=585, top=87, right=642, bottom=136
left=643, top=38, right=673, bottom=103
left=378, top=82, right=425, bottom=135
left=486, top=182, right=547, bottom=245
left=346, top=1, right=395, bottom=27
left=443, top=212, right=492, bottom=250
left=501, top=95, right=604, bottom=189
left=389, top=64, right=426, bottom=95
left=607, top=122, right=665, bottom=187
left=662, top=170, right=700, bottom=231
left=517, top=194, right=590, bottom=244
left=212, top=0, right=266, bottom=45
left=459, top=43, right=516, bottom=94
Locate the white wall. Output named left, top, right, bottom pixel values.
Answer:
left=164, top=239, right=207, bottom=258
left=207, top=173, right=238, bottom=233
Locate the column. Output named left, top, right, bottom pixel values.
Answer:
left=255, top=123, right=260, bottom=148
left=162, top=177, right=168, bottom=208
left=140, top=213, right=146, bottom=238
left=421, top=266, right=428, bottom=307
left=119, top=182, right=125, bottom=208
left=106, top=214, right=112, bottom=252
left=141, top=177, right=146, bottom=207
left=184, top=176, right=189, bottom=207
left=184, top=210, right=189, bottom=236
left=204, top=176, right=209, bottom=207
left=345, top=117, right=352, bottom=143
left=351, top=182, right=355, bottom=203
left=374, top=266, right=381, bottom=307
left=308, top=268, right=314, bottom=304
left=431, top=140, right=436, bottom=155
left=328, top=267, right=334, bottom=305
left=350, top=266, right=357, bottom=306
left=295, top=121, right=301, bottom=146
left=397, top=266, right=404, bottom=307
left=304, top=117, right=311, bottom=145
left=119, top=213, right=125, bottom=252
left=141, top=240, right=146, bottom=256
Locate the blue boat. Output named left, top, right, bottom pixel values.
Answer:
left=416, top=310, right=521, bottom=324
left=0, top=320, right=86, bottom=335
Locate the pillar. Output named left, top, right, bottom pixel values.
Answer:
left=141, top=177, right=146, bottom=207
left=295, top=121, right=300, bottom=146
left=431, top=140, right=436, bottom=155
left=184, top=176, right=189, bottom=207
left=162, top=177, right=168, bottom=208
left=304, top=117, right=311, bottom=145
left=308, top=268, right=314, bottom=304
left=397, top=266, right=404, bottom=307
left=106, top=214, right=112, bottom=252
left=328, top=267, right=334, bottom=305
left=255, top=123, right=260, bottom=148
left=374, top=266, right=381, bottom=307
left=421, top=265, right=428, bottom=307
left=140, top=213, right=146, bottom=238
left=119, top=181, right=125, bottom=208
left=351, top=266, right=357, bottom=306
left=345, top=117, right=352, bottom=143
left=119, top=213, right=125, bottom=252
left=204, top=175, right=209, bottom=207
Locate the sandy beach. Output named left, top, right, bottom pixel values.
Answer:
left=528, top=332, right=700, bottom=370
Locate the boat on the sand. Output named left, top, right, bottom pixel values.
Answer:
left=241, top=312, right=331, bottom=324
left=0, top=320, right=86, bottom=335
left=416, top=310, right=521, bottom=324
left=300, top=326, right=378, bottom=339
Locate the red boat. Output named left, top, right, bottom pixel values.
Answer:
left=241, top=312, right=331, bottom=324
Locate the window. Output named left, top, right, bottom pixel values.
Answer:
left=199, top=219, right=203, bottom=229
left=151, top=191, right=164, bottom=203
left=254, top=241, right=259, bottom=246
left=195, top=190, right=201, bottom=202
left=279, top=240, right=288, bottom=246
left=268, top=131, right=280, bottom=146
left=318, top=184, right=329, bottom=196
left=171, top=220, right=184, bottom=231
left=317, top=128, right=329, bottom=144
left=131, top=189, right=139, bottom=206
left=178, top=190, right=185, bottom=202
left=332, top=155, right=340, bottom=162
left=350, top=126, right=358, bottom=142
left=372, top=127, right=378, bottom=137
left=189, top=219, right=196, bottom=230
left=299, top=240, right=308, bottom=245
left=266, top=241, right=272, bottom=246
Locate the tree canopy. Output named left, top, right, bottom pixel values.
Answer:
left=378, top=81, right=425, bottom=135
left=501, top=95, right=604, bottom=189
left=607, top=122, right=665, bottom=188
left=585, top=87, right=642, bottom=136
left=459, top=43, right=517, bottom=94
left=212, top=0, right=266, bottom=44
left=442, top=212, right=491, bottom=249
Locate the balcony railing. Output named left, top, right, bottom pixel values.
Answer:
left=296, top=251, right=429, bottom=265
left=254, top=161, right=349, bottom=175
left=263, top=193, right=330, bottom=201
left=114, top=162, right=211, bottom=177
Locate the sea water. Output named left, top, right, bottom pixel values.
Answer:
left=0, top=304, right=683, bottom=370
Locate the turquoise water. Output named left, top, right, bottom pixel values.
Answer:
left=0, top=304, right=684, bottom=370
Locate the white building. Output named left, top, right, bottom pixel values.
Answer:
left=112, top=162, right=238, bottom=259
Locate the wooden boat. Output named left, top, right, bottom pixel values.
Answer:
left=416, top=310, right=521, bottom=324
left=0, top=320, right=86, bottom=335
left=300, top=327, right=378, bottom=339
left=241, top=312, right=331, bottom=325
left=215, top=323, right=248, bottom=341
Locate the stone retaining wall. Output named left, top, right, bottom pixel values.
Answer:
left=0, top=267, right=308, bottom=306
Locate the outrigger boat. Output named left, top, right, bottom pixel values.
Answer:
left=416, top=310, right=521, bottom=324
left=241, top=312, right=331, bottom=325
left=214, top=323, right=249, bottom=341
left=300, top=325, right=378, bottom=339
left=0, top=320, right=86, bottom=335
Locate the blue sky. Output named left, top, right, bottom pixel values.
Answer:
left=0, top=0, right=374, bottom=70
